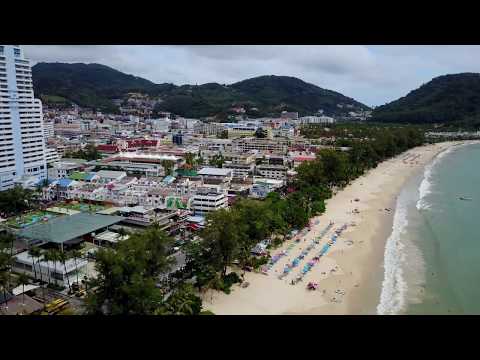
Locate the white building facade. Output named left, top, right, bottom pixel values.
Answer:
left=298, top=115, right=335, bottom=125
left=191, top=189, right=228, bottom=215
left=45, top=146, right=60, bottom=165
left=0, top=45, right=47, bottom=190
left=43, top=120, right=54, bottom=139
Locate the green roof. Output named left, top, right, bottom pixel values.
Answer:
left=175, top=169, right=198, bottom=177
left=17, top=213, right=125, bottom=244
left=68, top=171, right=87, bottom=181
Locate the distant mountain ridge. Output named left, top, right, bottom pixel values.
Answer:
left=32, top=62, right=370, bottom=117
left=372, top=73, right=480, bottom=125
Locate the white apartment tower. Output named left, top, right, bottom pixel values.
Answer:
left=0, top=45, right=47, bottom=190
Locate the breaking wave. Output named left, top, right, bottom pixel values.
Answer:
left=377, top=196, right=409, bottom=315
left=416, top=146, right=456, bottom=210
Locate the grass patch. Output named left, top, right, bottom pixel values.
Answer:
left=5, top=210, right=57, bottom=229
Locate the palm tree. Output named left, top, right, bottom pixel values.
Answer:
left=0, top=273, right=9, bottom=314
left=17, top=273, right=29, bottom=313
left=185, top=152, right=195, bottom=167
left=32, top=248, right=48, bottom=305
left=161, top=160, right=174, bottom=176
left=41, top=250, right=53, bottom=286
left=28, top=246, right=40, bottom=282
left=50, top=249, right=60, bottom=288
left=1, top=233, right=16, bottom=292
left=58, top=251, right=72, bottom=294
left=68, top=249, right=82, bottom=288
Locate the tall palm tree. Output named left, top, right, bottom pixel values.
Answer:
left=50, top=249, right=60, bottom=288
left=17, top=273, right=29, bottom=313
left=0, top=271, right=10, bottom=313
left=28, top=246, right=40, bottom=282
left=33, top=248, right=48, bottom=305
left=5, top=233, right=15, bottom=292
left=41, top=250, right=53, bottom=286
left=68, top=249, right=82, bottom=288
left=58, top=251, right=72, bottom=294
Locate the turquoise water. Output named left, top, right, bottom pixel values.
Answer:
left=377, top=142, right=480, bottom=315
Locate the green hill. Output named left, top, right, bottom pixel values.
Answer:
left=32, top=62, right=161, bottom=113
left=32, top=63, right=370, bottom=117
left=230, top=75, right=367, bottom=116
left=372, top=73, right=480, bottom=126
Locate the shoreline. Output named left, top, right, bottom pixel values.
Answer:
left=203, top=141, right=463, bottom=315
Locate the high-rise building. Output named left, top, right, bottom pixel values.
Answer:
left=0, top=45, right=47, bottom=190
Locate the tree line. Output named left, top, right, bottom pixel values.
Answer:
left=83, top=127, right=424, bottom=306
left=180, top=125, right=426, bottom=294
left=64, top=144, right=102, bottom=161
left=1, top=124, right=426, bottom=315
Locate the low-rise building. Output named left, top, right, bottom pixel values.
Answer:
left=197, top=167, right=233, bottom=185
left=298, top=115, right=335, bottom=125
left=45, top=147, right=61, bottom=165
left=194, top=122, right=225, bottom=136
left=250, top=178, right=284, bottom=198
left=233, top=137, right=289, bottom=154
left=13, top=250, right=88, bottom=288
left=96, top=170, right=127, bottom=184
left=256, top=164, right=288, bottom=180
left=49, top=161, right=86, bottom=179
left=223, top=163, right=254, bottom=178
left=191, top=188, right=228, bottom=216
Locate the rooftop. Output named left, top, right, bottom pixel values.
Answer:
left=94, top=230, right=129, bottom=243
left=55, top=178, right=77, bottom=188
left=68, top=171, right=88, bottom=181
left=17, top=213, right=125, bottom=245
left=118, top=206, right=151, bottom=215
left=113, top=151, right=179, bottom=162
left=198, top=167, right=232, bottom=176
left=163, top=175, right=176, bottom=184
left=96, top=170, right=127, bottom=179
left=53, top=162, right=83, bottom=170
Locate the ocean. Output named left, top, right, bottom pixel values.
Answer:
left=377, top=142, right=480, bottom=315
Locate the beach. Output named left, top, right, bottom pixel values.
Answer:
left=202, top=141, right=461, bottom=315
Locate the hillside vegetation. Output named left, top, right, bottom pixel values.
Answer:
left=372, top=73, right=480, bottom=127
left=32, top=63, right=369, bottom=117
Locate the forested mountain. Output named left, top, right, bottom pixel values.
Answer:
left=32, top=63, right=370, bottom=117
left=372, top=73, right=480, bottom=126
left=32, top=63, right=160, bottom=112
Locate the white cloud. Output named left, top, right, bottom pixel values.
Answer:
left=21, top=45, right=480, bottom=107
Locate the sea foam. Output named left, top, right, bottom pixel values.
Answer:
left=379, top=142, right=478, bottom=315
left=377, top=196, right=409, bottom=315
left=416, top=146, right=456, bottom=210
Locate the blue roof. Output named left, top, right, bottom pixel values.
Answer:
left=163, top=175, right=176, bottom=184
left=57, top=178, right=73, bottom=187
left=85, top=172, right=97, bottom=181
left=33, top=178, right=44, bottom=186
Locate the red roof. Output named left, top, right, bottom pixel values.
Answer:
left=97, top=144, right=119, bottom=153
left=125, top=139, right=158, bottom=148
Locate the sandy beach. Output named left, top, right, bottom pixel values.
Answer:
left=202, top=141, right=462, bottom=315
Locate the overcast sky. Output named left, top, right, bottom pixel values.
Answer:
left=22, top=45, right=480, bottom=107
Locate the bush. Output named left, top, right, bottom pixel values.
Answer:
left=200, top=310, right=215, bottom=315
left=272, top=237, right=284, bottom=248
left=246, top=255, right=269, bottom=269
left=213, top=272, right=241, bottom=294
